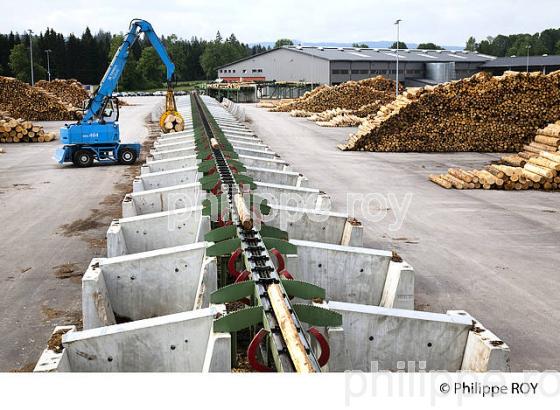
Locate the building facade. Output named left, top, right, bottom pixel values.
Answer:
left=217, top=46, right=495, bottom=85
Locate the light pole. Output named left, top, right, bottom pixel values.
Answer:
left=394, top=19, right=402, bottom=97
left=45, top=49, right=52, bottom=81
left=526, top=44, right=531, bottom=73
left=28, top=29, right=34, bottom=85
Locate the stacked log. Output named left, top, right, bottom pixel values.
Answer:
left=340, top=71, right=560, bottom=152
left=0, top=112, right=57, bottom=143
left=0, top=76, right=79, bottom=121
left=271, top=76, right=400, bottom=113
left=161, top=113, right=185, bottom=133
left=35, top=79, right=90, bottom=107
left=501, top=121, right=560, bottom=167
left=431, top=156, right=560, bottom=191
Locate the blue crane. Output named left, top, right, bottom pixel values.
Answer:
left=55, top=19, right=183, bottom=167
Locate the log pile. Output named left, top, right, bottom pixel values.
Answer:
left=270, top=76, right=400, bottom=113
left=0, top=76, right=80, bottom=121
left=340, top=71, right=560, bottom=152
left=161, top=113, right=185, bottom=133
left=35, top=79, right=89, bottom=107
left=501, top=121, right=560, bottom=167
left=431, top=160, right=560, bottom=191
left=0, top=111, right=57, bottom=143
left=430, top=121, right=560, bottom=191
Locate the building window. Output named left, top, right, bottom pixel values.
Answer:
left=242, top=69, right=247, bottom=73
left=359, top=69, right=368, bottom=74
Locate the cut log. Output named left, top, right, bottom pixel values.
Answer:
left=429, top=175, right=452, bottom=189
left=233, top=193, right=253, bottom=231
left=267, top=284, right=315, bottom=373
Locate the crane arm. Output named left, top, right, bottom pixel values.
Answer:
left=81, top=19, right=175, bottom=123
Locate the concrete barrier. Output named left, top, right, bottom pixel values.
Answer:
left=323, top=302, right=509, bottom=372
left=239, top=154, right=288, bottom=171
left=255, top=181, right=330, bottom=210
left=150, top=147, right=197, bottom=161
left=106, top=207, right=207, bottom=257
left=132, top=167, right=200, bottom=192
left=246, top=166, right=307, bottom=187
left=289, top=240, right=413, bottom=309
left=265, top=204, right=363, bottom=246
left=40, top=307, right=230, bottom=372
left=122, top=183, right=204, bottom=217
left=82, top=243, right=215, bottom=329
left=141, top=155, right=198, bottom=174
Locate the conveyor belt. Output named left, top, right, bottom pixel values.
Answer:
left=191, top=93, right=321, bottom=372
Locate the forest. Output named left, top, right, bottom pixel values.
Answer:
left=0, top=28, right=269, bottom=89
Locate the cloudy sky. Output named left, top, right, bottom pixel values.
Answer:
left=1, top=0, right=558, bottom=46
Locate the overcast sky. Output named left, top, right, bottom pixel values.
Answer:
left=1, top=0, right=558, bottom=46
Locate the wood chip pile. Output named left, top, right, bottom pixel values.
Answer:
left=35, top=79, right=90, bottom=108
left=0, top=76, right=81, bottom=121
left=0, top=111, right=57, bottom=143
left=339, top=71, right=560, bottom=152
left=430, top=122, right=560, bottom=191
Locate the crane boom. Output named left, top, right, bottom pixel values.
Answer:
left=82, top=19, right=175, bottom=123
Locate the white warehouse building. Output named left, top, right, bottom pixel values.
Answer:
left=217, top=45, right=496, bottom=86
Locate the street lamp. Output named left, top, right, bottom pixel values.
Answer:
left=526, top=44, right=532, bottom=73
left=45, top=49, right=52, bottom=82
left=394, top=19, right=402, bottom=97
left=28, top=29, right=34, bottom=85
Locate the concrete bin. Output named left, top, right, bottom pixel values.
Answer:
left=35, top=307, right=230, bottom=372
left=82, top=243, right=215, bottom=329
left=289, top=240, right=414, bottom=309
left=323, top=302, right=510, bottom=372
left=106, top=207, right=207, bottom=257
left=132, top=167, right=201, bottom=192
left=122, top=183, right=205, bottom=217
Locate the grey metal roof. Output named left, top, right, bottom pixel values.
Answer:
left=217, top=46, right=495, bottom=69
left=482, top=55, right=560, bottom=67
left=283, top=46, right=495, bottom=63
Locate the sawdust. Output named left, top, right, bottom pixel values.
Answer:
left=232, top=353, right=252, bottom=373
left=46, top=329, right=68, bottom=353
left=8, top=362, right=36, bottom=372
left=42, top=306, right=66, bottom=319
left=59, top=213, right=105, bottom=235
left=52, top=262, right=82, bottom=279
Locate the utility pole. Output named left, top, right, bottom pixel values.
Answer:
left=394, top=19, right=402, bottom=97
left=526, top=44, right=532, bottom=73
left=45, top=49, right=52, bottom=82
left=28, top=29, right=34, bottom=85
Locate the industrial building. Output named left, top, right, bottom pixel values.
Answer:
left=482, top=55, right=560, bottom=75
left=217, top=45, right=496, bottom=86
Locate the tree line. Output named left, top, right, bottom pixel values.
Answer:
left=465, top=28, right=560, bottom=56
left=0, top=27, right=270, bottom=89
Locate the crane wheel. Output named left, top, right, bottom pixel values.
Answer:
left=118, top=147, right=138, bottom=165
left=73, top=150, right=94, bottom=167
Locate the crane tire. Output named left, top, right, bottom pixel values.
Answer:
left=73, top=150, right=94, bottom=167
left=118, top=147, right=138, bottom=165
